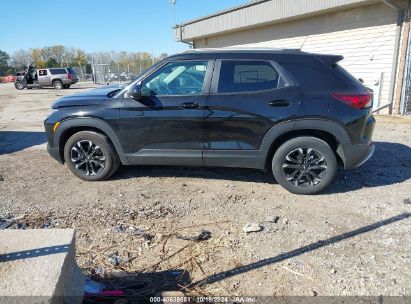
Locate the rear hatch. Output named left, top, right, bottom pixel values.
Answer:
left=67, top=67, right=78, bottom=81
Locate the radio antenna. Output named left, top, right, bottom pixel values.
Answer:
left=300, top=36, right=308, bottom=50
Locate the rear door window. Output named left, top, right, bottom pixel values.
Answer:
left=218, top=61, right=279, bottom=93
left=38, top=69, right=48, bottom=76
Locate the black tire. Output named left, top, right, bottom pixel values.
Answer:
left=272, top=137, right=337, bottom=195
left=63, top=84, right=70, bottom=89
left=64, top=131, right=120, bottom=181
left=53, top=80, right=63, bottom=90
left=14, top=81, right=25, bottom=90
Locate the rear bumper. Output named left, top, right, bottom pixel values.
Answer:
left=355, top=143, right=375, bottom=168
left=337, top=142, right=375, bottom=169
left=47, top=143, right=63, bottom=164
left=63, top=79, right=78, bottom=85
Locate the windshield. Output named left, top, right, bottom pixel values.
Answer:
left=114, top=60, right=166, bottom=98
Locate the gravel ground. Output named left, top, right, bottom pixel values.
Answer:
left=0, top=82, right=411, bottom=297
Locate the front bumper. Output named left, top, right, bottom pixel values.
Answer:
left=47, top=143, right=63, bottom=164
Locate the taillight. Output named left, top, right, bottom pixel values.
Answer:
left=67, top=72, right=72, bottom=80
left=331, top=92, right=373, bottom=109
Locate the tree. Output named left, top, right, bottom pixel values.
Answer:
left=45, top=57, right=59, bottom=68
left=30, top=48, right=46, bottom=68
left=49, top=45, right=65, bottom=66
left=62, top=47, right=76, bottom=66
left=159, top=53, right=168, bottom=60
left=11, top=49, right=31, bottom=69
left=0, top=50, right=10, bottom=76
left=110, top=50, right=121, bottom=73
left=72, top=49, right=88, bottom=67
left=0, top=50, right=9, bottom=66
left=85, top=63, right=92, bottom=74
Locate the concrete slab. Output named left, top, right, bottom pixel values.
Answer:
left=0, top=229, right=84, bottom=303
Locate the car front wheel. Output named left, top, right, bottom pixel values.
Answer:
left=272, top=137, right=337, bottom=195
left=15, top=81, right=25, bottom=90
left=64, top=131, right=120, bottom=181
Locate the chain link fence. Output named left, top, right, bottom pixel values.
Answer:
left=68, top=58, right=163, bottom=84
left=87, top=58, right=161, bottom=84
left=402, top=72, right=411, bottom=115
left=400, top=52, right=411, bottom=115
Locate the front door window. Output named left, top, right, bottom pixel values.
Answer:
left=141, top=61, right=208, bottom=96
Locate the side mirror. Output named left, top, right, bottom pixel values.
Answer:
left=128, top=83, right=142, bottom=100
left=358, top=78, right=364, bottom=84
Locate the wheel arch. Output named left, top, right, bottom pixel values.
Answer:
left=262, top=119, right=350, bottom=170
left=54, top=118, right=128, bottom=165
left=51, top=78, right=62, bottom=83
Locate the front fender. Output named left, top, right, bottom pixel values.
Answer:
left=54, top=117, right=129, bottom=165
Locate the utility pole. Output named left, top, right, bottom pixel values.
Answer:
left=169, top=0, right=177, bottom=26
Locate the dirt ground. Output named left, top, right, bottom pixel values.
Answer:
left=0, top=82, right=411, bottom=297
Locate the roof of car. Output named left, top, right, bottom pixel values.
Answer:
left=182, top=47, right=304, bottom=54
left=165, top=48, right=343, bottom=64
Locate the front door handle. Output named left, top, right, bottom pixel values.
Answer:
left=181, top=102, right=199, bottom=109
left=269, top=100, right=290, bottom=107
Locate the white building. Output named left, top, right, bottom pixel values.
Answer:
left=175, top=0, right=411, bottom=114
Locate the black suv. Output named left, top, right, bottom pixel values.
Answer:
left=44, top=49, right=375, bottom=194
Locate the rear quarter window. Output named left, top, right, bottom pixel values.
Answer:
left=334, top=64, right=363, bottom=87
left=278, top=56, right=352, bottom=92
left=49, top=68, right=67, bottom=75
left=67, top=67, right=76, bottom=75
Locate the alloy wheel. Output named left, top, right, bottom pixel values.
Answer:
left=54, top=81, right=62, bottom=89
left=282, top=147, right=327, bottom=187
left=70, top=140, right=106, bottom=176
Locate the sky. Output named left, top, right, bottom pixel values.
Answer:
left=0, top=0, right=247, bottom=56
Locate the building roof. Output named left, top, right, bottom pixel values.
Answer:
left=177, top=0, right=270, bottom=27
left=175, top=0, right=379, bottom=42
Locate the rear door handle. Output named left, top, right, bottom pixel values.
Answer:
left=181, top=102, right=199, bottom=109
left=269, top=100, right=290, bottom=107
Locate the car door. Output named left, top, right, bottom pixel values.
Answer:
left=118, top=60, right=213, bottom=166
left=38, top=69, right=50, bottom=86
left=203, top=59, right=301, bottom=168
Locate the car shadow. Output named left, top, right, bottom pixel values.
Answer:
left=326, top=141, right=411, bottom=194
left=193, top=212, right=411, bottom=287
left=85, top=269, right=191, bottom=301
left=115, top=165, right=274, bottom=184
left=85, top=213, right=409, bottom=300
left=0, top=131, right=47, bottom=155
left=114, top=141, right=411, bottom=192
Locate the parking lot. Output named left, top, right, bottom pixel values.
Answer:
left=0, top=82, right=411, bottom=296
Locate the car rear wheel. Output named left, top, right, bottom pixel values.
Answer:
left=272, top=137, right=337, bottom=195
left=15, top=81, right=25, bottom=90
left=64, top=131, right=120, bottom=181
left=53, top=80, right=63, bottom=90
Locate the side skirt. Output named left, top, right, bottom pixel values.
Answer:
left=126, top=149, right=265, bottom=169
